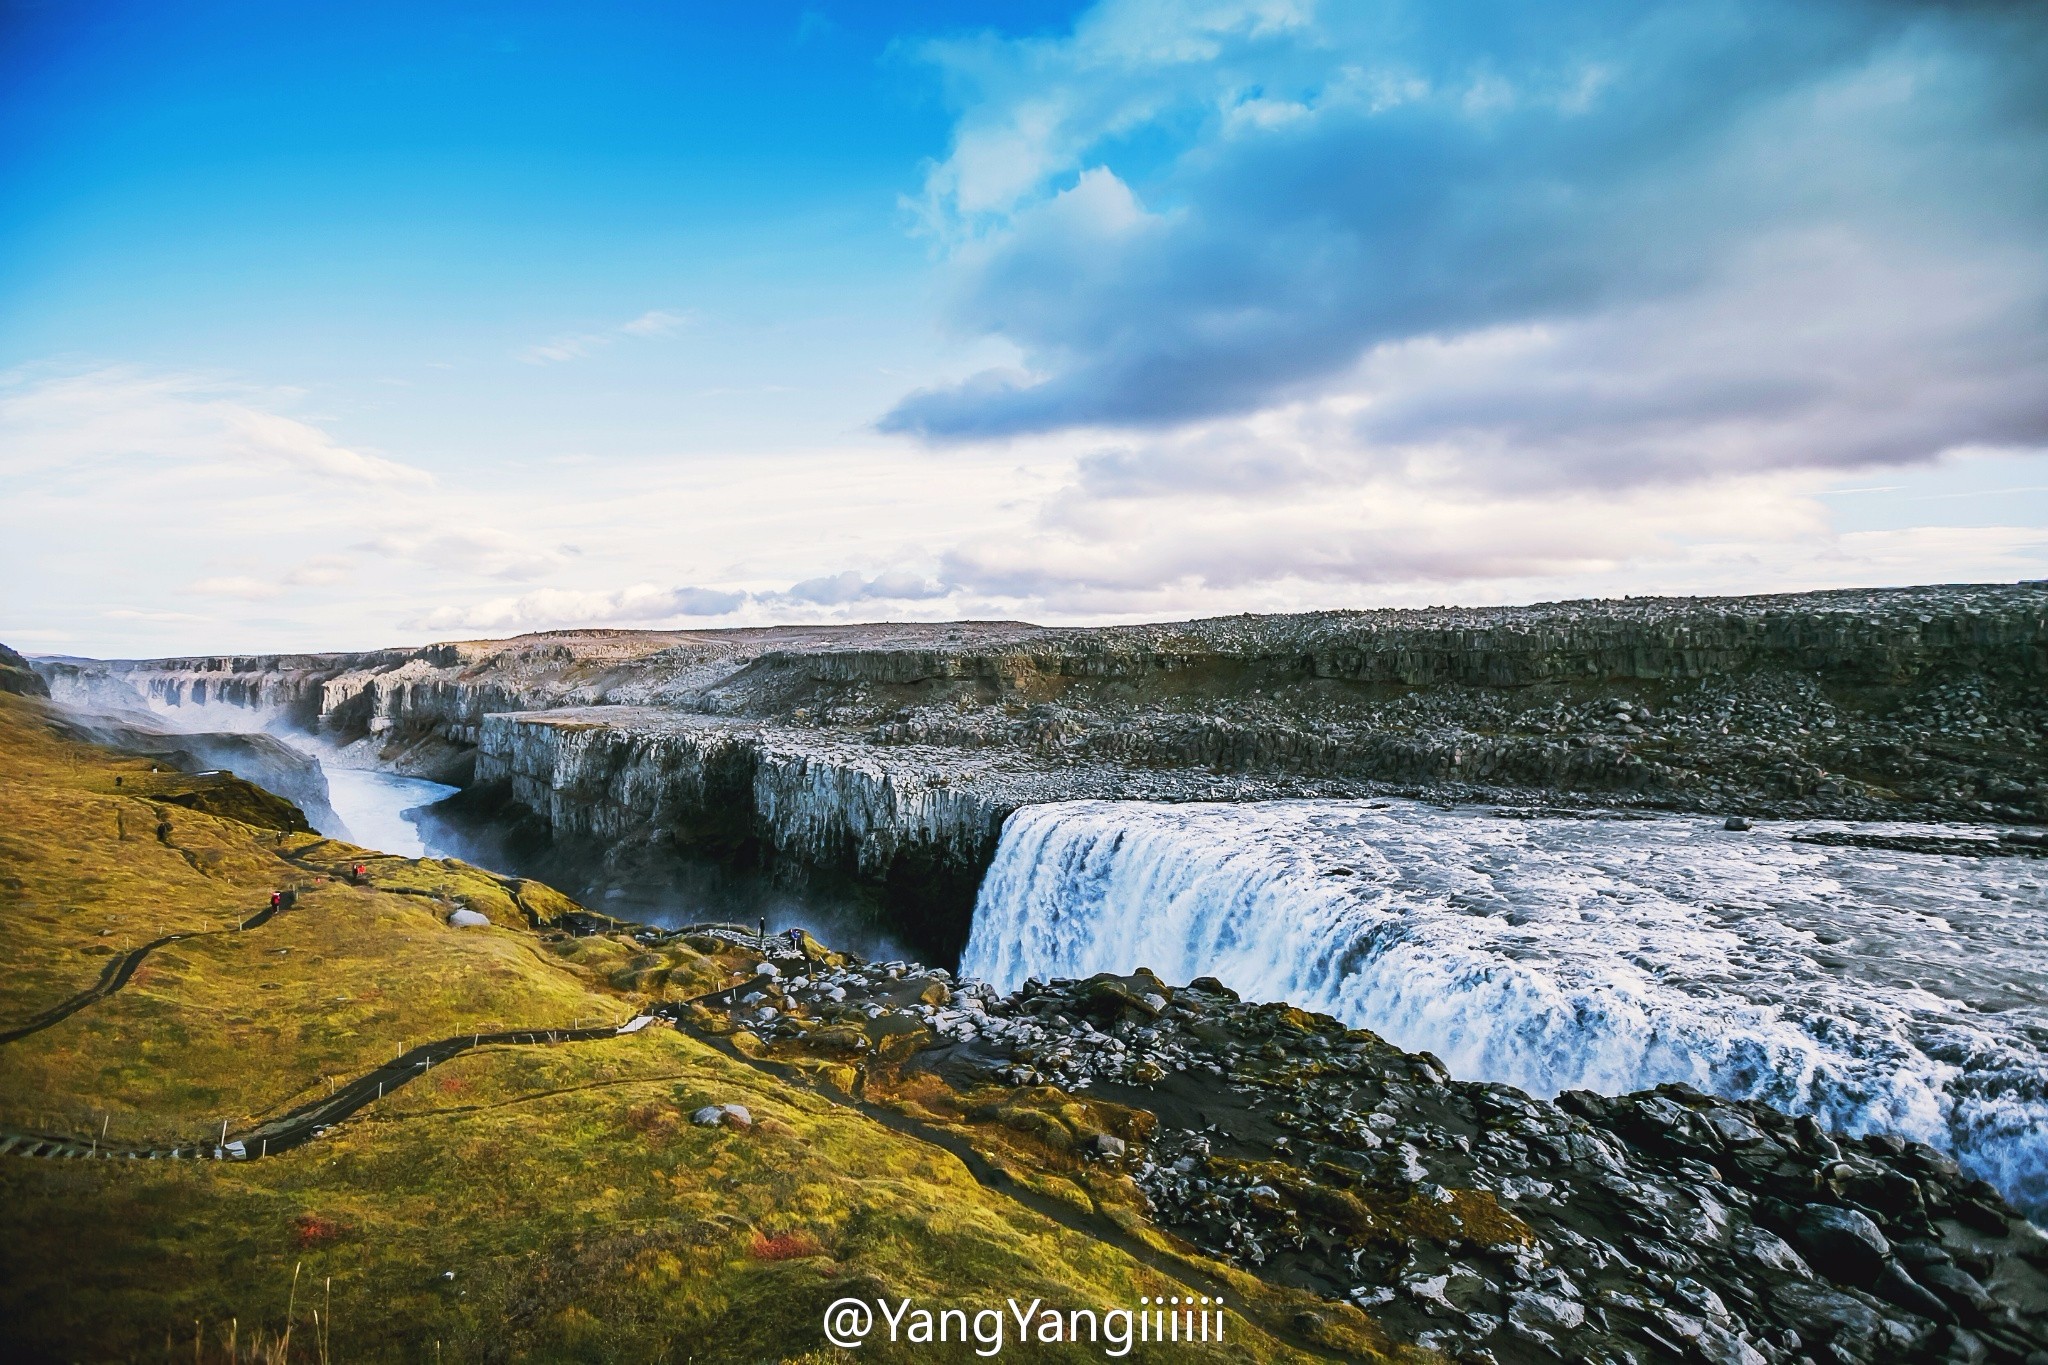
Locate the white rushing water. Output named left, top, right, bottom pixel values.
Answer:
left=318, top=767, right=459, bottom=857
left=962, top=799, right=2048, bottom=1219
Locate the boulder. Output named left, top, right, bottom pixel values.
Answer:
left=692, top=1103, right=753, bottom=1129
left=1793, top=1205, right=1890, bottom=1287
left=1087, top=1132, right=1128, bottom=1159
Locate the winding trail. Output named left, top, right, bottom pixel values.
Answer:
left=680, top=1025, right=1355, bottom=1361
left=0, top=1016, right=658, bottom=1161
left=0, top=967, right=1350, bottom=1357
left=0, top=896, right=294, bottom=1047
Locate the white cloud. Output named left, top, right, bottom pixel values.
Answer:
left=926, top=455, right=2048, bottom=620
left=355, top=528, right=572, bottom=582
left=518, top=333, right=614, bottom=365
left=403, top=583, right=747, bottom=633
left=99, top=608, right=210, bottom=623
left=403, top=566, right=961, bottom=634
left=283, top=555, right=355, bottom=587
left=519, top=308, right=696, bottom=363
left=619, top=309, right=693, bottom=337
left=772, top=569, right=949, bottom=607
left=0, top=367, right=431, bottom=487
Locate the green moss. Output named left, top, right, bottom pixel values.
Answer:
left=158, top=777, right=313, bottom=833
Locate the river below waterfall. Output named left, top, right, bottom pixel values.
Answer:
left=302, top=753, right=905, bottom=959
left=318, top=767, right=459, bottom=857
left=962, top=798, right=2048, bottom=1221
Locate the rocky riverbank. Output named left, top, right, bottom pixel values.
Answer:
left=667, top=934, right=2048, bottom=1365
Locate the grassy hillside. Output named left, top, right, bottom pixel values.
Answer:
left=0, top=691, right=1390, bottom=1363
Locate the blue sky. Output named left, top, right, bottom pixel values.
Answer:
left=3, top=0, right=2045, bottom=655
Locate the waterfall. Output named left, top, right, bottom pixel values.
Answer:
left=961, top=798, right=2048, bottom=1219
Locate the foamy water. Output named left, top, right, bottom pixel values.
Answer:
left=962, top=799, right=2048, bottom=1219
left=318, top=767, right=458, bottom=857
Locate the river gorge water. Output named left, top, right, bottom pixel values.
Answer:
left=300, top=747, right=909, bottom=959
left=317, top=766, right=459, bottom=857
left=962, top=799, right=2048, bottom=1222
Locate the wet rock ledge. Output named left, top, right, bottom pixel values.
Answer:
left=621, top=924, right=2048, bottom=1365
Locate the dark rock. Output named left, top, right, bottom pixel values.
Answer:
left=1943, top=1325, right=1994, bottom=1365
left=1895, top=1238, right=1954, bottom=1269
left=1662, top=1312, right=1768, bottom=1365
left=1875, top=1260, right=1953, bottom=1323
left=1794, top=1115, right=1844, bottom=1162
left=1906, top=1143, right=1963, bottom=1182
left=1556, top=1089, right=1613, bottom=1123
left=1916, top=1262, right=1998, bottom=1319
left=1508, top=1289, right=1586, bottom=1336
left=1773, top=1281, right=1932, bottom=1360
left=1958, top=1198, right=2016, bottom=1236
left=1736, top=1225, right=1812, bottom=1278
left=1829, top=1157, right=1927, bottom=1219
left=1794, top=1206, right=1891, bottom=1287
left=1703, top=1108, right=1769, bottom=1148
left=1770, top=1280, right=1886, bottom=1342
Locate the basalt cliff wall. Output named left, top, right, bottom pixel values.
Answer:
left=36, top=583, right=2048, bottom=956
left=471, top=709, right=1020, bottom=954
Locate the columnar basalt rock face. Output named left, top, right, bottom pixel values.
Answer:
left=37, top=584, right=2048, bottom=943
left=474, top=710, right=1018, bottom=954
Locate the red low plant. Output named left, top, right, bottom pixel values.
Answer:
left=748, top=1229, right=824, bottom=1261
left=291, top=1212, right=347, bottom=1249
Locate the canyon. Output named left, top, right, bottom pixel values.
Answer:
left=35, top=582, right=2048, bottom=961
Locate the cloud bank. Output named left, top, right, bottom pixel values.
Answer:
left=402, top=569, right=955, bottom=634
left=882, top=0, right=2048, bottom=497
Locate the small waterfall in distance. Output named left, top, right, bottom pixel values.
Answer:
left=959, top=798, right=2048, bottom=1219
